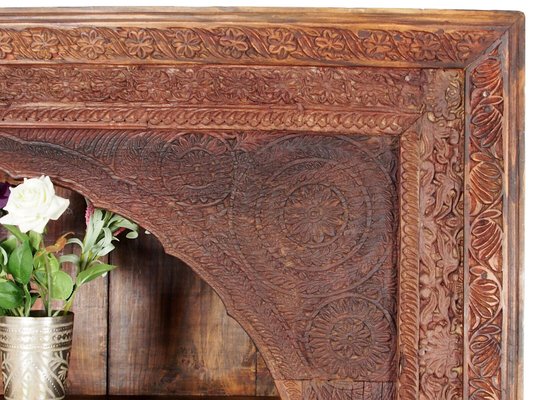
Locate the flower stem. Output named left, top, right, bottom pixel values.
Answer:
left=44, top=254, right=52, bottom=317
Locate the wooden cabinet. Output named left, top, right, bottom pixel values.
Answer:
left=0, top=8, right=524, bottom=400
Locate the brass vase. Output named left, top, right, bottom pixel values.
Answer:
left=0, top=311, right=74, bottom=400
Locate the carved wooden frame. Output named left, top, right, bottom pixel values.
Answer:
left=0, top=8, right=524, bottom=400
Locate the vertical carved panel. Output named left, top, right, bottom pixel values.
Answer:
left=396, top=128, right=420, bottom=400
left=466, top=47, right=505, bottom=400
left=418, top=69, right=465, bottom=400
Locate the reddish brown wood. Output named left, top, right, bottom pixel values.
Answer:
left=0, top=8, right=524, bottom=400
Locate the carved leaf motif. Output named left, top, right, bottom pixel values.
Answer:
left=468, top=49, right=505, bottom=400
left=469, top=269, right=501, bottom=322
left=471, top=102, right=504, bottom=149
left=470, top=324, right=501, bottom=377
left=471, top=209, right=503, bottom=262
left=470, top=152, right=502, bottom=206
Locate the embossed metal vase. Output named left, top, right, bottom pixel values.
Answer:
left=0, top=311, right=74, bottom=400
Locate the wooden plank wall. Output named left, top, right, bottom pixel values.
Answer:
left=1, top=187, right=278, bottom=396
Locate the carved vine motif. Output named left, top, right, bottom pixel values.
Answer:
left=0, top=26, right=499, bottom=65
left=0, top=65, right=422, bottom=111
left=0, top=129, right=398, bottom=392
left=467, top=48, right=504, bottom=400
left=0, top=64, right=421, bottom=133
left=418, top=69, right=465, bottom=400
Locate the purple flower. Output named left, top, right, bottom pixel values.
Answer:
left=0, top=183, right=10, bottom=209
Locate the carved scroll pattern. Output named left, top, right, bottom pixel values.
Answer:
left=0, top=65, right=421, bottom=134
left=466, top=48, right=504, bottom=400
left=0, top=26, right=499, bottom=65
left=418, top=69, right=465, bottom=400
left=0, top=129, right=399, bottom=397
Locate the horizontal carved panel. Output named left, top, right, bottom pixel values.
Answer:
left=0, top=25, right=500, bottom=66
left=0, top=65, right=421, bottom=133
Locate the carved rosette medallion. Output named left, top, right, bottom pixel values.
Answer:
left=160, top=133, right=235, bottom=206
left=305, top=296, right=394, bottom=380
left=230, top=134, right=397, bottom=298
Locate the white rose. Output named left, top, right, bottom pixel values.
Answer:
left=0, top=176, right=69, bottom=233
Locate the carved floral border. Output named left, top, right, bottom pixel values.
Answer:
left=0, top=26, right=500, bottom=66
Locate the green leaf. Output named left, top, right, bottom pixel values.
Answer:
left=34, top=270, right=47, bottom=287
left=0, top=280, right=24, bottom=309
left=33, top=251, right=46, bottom=272
left=7, top=240, right=33, bottom=284
left=59, top=254, right=79, bottom=264
left=76, top=263, right=117, bottom=287
left=0, top=236, right=18, bottom=256
left=28, top=231, right=42, bottom=251
left=126, top=231, right=139, bottom=239
left=66, top=238, right=83, bottom=248
left=0, top=247, right=8, bottom=267
left=47, top=254, right=60, bottom=272
left=2, top=225, right=27, bottom=243
left=51, top=271, right=73, bottom=301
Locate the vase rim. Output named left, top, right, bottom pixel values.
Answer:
left=0, top=311, right=74, bottom=323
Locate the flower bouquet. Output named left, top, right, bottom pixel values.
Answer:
left=0, top=176, right=138, bottom=400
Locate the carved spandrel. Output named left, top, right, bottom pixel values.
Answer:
left=0, top=129, right=398, bottom=394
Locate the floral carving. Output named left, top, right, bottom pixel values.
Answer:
left=0, top=26, right=499, bottom=65
left=77, top=30, right=106, bottom=60
left=409, top=33, right=442, bottom=61
left=124, top=29, right=154, bottom=59
left=0, top=64, right=422, bottom=133
left=0, top=65, right=421, bottom=110
left=0, top=32, right=13, bottom=59
left=314, top=30, right=345, bottom=57
left=419, top=325, right=462, bottom=379
left=362, top=31, right=395, bottom=59
left=218, top=28, right=249, bottom=58
left=419, top=70, right=465, bottom=400
left=306, top=297, right=394, bottom=379
left=29, top=31, right=59, bottom=59
left=159, top=133, right=234, bottom=206
left=283, top=184, right=347, bottom=245
left=267, top=29, right=298, bottom=59
left=172, top=30, right=202, bottom=58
